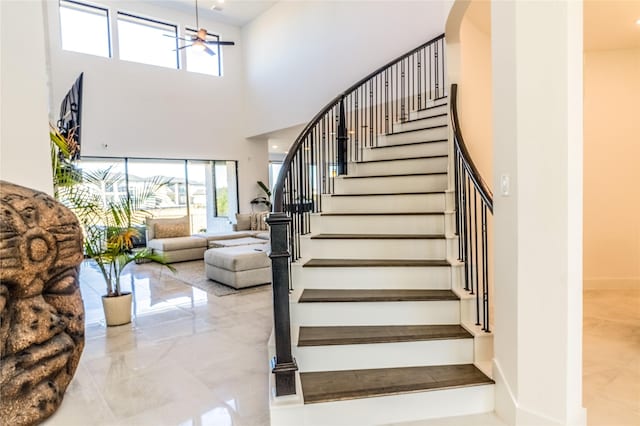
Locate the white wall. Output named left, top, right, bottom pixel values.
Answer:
left=242, top=1, right=449, bottom=137
left=492, top=0, right=585, bottom=424
left=583, top=47, right=640, bottom=289
left=43, top=0, right=268, bottom=213
left=0, top=0, right=53, bottom=194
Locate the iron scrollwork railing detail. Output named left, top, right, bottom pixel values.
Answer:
left=267, top=34, right=446, bottom=396
left=450, top=84, right=494, bottom=333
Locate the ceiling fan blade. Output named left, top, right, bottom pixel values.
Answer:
left=163, top=34, right=191, bottom=41
left=204, top=46, right=216, bottom=56
left=204, top=40, right=235, bottom=46
left=172, top=45, right=192, bottom=51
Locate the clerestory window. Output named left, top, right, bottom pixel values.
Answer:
left=117, top=12, right=179, bottom=69
left=59, top=0, right=111, bottom=58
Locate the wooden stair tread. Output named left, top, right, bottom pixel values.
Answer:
left=329, top=191, right=444, bottom=197
left=354, top=154, right=447, bottom=164
left=298, top=324, right=472, bottom=347
left=342, top=172, right=446, bottom=179
left=311, top=233, right=444, bottom=240
left=372, top=139, right=447, bottom=149
left=386, top=124, right=448, bottom=136
left=320, top=212, right=444, bottom=216
left=303, top=258, right=450, bottom=268
left=300, top=364, right=493, bottom=404
left=298, top=289, right=458, bottom=303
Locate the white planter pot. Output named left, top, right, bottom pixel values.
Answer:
left=101, top=292, right=132, bottom=326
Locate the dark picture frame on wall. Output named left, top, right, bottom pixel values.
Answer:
left=57, top=72, right=83, bottom=159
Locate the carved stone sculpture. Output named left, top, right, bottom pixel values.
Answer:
left=0, top=181, right=85, bottom=425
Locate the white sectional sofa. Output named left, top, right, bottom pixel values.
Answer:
left=145, top=215, right=270, bottom=263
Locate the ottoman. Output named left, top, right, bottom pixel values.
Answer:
left=204, top=244, right=271, bottom=289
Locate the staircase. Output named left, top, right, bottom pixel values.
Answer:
left=269, top=97, right=495, bottom=425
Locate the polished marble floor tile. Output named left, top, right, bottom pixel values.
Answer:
left=42, top=263, right=638, bottom=425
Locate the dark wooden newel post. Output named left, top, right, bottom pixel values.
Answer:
left=337, top=96, right=348, bottom=176
left=266, top=212, right=298, bottom=396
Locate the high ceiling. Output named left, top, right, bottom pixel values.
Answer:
left=464, top=0, right=640, bottom=51
left=584, top=0, right=640, bottom=51
left=164, top=0, right=276, bottom=27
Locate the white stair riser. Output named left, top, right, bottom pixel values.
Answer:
left=294, top=339, right=474, bottom=372
left=300, top=237, right=446, bottom=260
left=270, top=384, right=494, bottom=426
left=349, top=156, right=447, bottom=177
left=409, top=103, right=449, bottom=121
left=292, top=264, right=451, bottom=290
left=292, top=301, right=460, bottom=327
left=378, top=127, right=448, bottom=146
left=334, top=174, right=447, bottom=195
left=362, top=141, right=448, bottom=162
left=392, top=114, right=448, bottom=133
left=309, top=213, right=445, bottom=235
left=322, top=193, right=445, bottom=213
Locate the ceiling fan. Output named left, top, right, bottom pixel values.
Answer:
left=168, top=0, right=235, bottom=56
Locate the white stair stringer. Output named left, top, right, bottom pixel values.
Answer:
left=348, top=156, right=448, bottom=177
left=333, top=173, right=447, bottom=195
left=270, top=384, right=495, bottom=426
left=309, top=212, right=445, bottom=235
left=291, top=260, right=451, bottom=291
left=293, top=338, right=474, bottom=372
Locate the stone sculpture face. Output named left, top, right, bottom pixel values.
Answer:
left=0, top=181, right=85, bottom=426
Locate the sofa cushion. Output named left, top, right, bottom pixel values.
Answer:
left=146, top=216, right=189, bottom=240
left=154, top=221, right=189, bottom=239
left=147, top=236, right=207, bottom=251
left=254, top=231, right=270, bottom=240
left=251, top=212, right=269, bottom=231
left=193, top=231, right=254, bottom=242
left=209, top=237, right=267, bottom=248
left=235, top=213, right=251, bottom=231
left=204, top=245, right=270, bottom=272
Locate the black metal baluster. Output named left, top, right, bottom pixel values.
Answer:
left=473, top=190, right=480, bottom=326
left=482, top=205, right=490, bottom=332
left=337, top=96, right=348, bottom=176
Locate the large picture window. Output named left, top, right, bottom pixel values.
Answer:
left=77, top=157, right=238, bottom=235
left=59, top=0, right=111, bottom=57
left=117, top=13, right=179, bottom=69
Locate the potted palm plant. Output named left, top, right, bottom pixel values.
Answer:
left=59, top=168, right=175, bottom=326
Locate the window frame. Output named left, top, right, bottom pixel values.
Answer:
left=116, top=11, right=180, bottom=69
left=59, top=0, right=112, bottom=58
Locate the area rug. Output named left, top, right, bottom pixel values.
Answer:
left=137, top=260, right=264, bottom=297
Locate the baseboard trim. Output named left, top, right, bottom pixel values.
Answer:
left=493, top=359, right=587, bottom=426
left=583, top=278, right=640, bottom=290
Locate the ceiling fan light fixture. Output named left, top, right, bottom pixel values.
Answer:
left=192, top=40, right=206, bottom=51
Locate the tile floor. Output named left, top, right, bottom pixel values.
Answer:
left=43, top=262, right=639, bottom=425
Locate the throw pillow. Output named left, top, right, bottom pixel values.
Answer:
left=236, top=213, right=251, bottom=231
left=251, top=212, right=269, bottom=231
left=154, top=222, right=189, bottom=239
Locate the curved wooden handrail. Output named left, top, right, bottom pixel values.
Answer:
left=273, top=34, right=446, bottom=211
left=450, top=84, right=493, bottom=212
